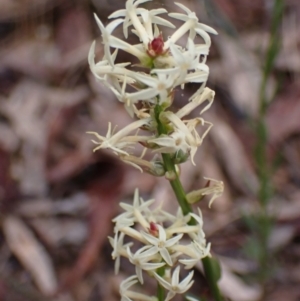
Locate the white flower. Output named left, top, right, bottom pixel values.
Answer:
left=95, top=12, right=148, bottom=63
left=108, top=232, right=133, bottom=274
left=109, top=0, right=150, bottom=43
left=179, top=241, right=211, bottom=269
left=120, top=275, right=138, bottom=301
left=141, top=225, right=183, bottom=266
left=88, top=46, right=131, bottom=82
left=120, top=275, right=158, bottom=301
left=113, top=216, right=135, bottom=233
left=169, top=39, right=209, bottom=85
left=118, top=188, right=155, bottom=229
left=149, top=129, right=190, bottom=157
left=110, top=4, right=174, bottom=41
left=152, top=39, right=210, bottom=86
left=137, top=8, right=175, bottom=39
left=110, top=76, right=157, bottom=117
left=188, top=208, right=207, bottom=247
left=87, top=118, right=151, bottom=156
left=185, top=118, right=213, bottom=148
left=187, top=178, right=224, bottom=208
left=108, top=37, right=148, bottom=61
left=167, top=2, right=217, bottom=47
left=153, top=266, right=194, bottom=301
left=176, top=87, right=215, bottom=119
left=127, top=245, right=165, bottom=284
left=121, top=226, right=149, bottom=244
left=93, top=14, right=124, bottom=66
left=184, top=70, right=210, bottom=84
left=135, top=72, right=178, bottom=104
left=151, top=112, right=207, bottom=165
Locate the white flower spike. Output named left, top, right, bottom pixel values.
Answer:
left=88, top=1, right=222, bottom=299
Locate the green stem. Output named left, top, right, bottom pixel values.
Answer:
left=157, top=283, right=165, bottom=301
left=156, top=266, right=165, bottom=301
left=201, top=257, right=222, bottom=301
left=162, top=153, right=192, bottom=215
left=154, top=104, right=223, bottom=301
left=254, top=0, right=283, bottom=291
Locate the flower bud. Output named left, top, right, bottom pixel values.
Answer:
left=172, top=150, right=190, bottom=164
left=147, top=34, right=167, bottom=58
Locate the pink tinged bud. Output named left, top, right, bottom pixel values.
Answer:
left=151, top=34, right=164, bottom=54
left=149, top=222, right=159, bottom=236
left=147, top=34, right=167, bottom=58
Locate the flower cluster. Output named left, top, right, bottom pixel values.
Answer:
left=110, top=189, right=210, bottom=301
left=88, top=0, right=223, bottom=300
left=88, top=0, right=217, bottom=169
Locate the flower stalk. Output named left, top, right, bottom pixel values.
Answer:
left=87, top=1, right=224, bottom=300
left=155, top=104, right=223, bottom=301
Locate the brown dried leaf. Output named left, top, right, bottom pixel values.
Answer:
left=0, top=0, right=60, bottom=21
left=55, top=8, right=92, bottom=55
left=209, top=112, right=258, bottom=195
left=275, top=191, right=300, bottom=221
left=194, top=146, right=232, bottom=211
left=0, top=39, right=62, bottom=81
left=214, top=35, right=275, bottom=116
left=268, top=225, right=295, bottom=251
left=218, top=259, right=262, bottom=301
left=29, top=218, right=88, bottom=247
left=17, top=194, right=89, bottom=218
left=3, top=215, right=57, bottom=295
left=267, top=83, right=300, bottom=145
left=2, top=80, right=90, bottom=195
left=213, top=0, right=265, bottom=29
left=57, top=157, right=124, bottom=292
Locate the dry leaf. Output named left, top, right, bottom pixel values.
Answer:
left=3, top=215, right=57, bottom=295
left=0, top=0, right=60, bottom=21
left=267, top=84, right=300, bottom=145
left=17, top=193, right=89, bottom=218
left=29, top=218, right=88, bottom=247
left=218, top=259, right=262, bottom=301
left=209, top=112, right=258, bottom=195
left=215, top=35, right=262, bottom=116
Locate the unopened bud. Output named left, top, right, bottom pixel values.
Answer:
left=147, top=161, right=165, bottom=177
left=186, top=190, right=205, bottom=204
left=149, top=222, right=159, bottom=236
left=172, top=150, right=190, bottom=164
left=147, top=34, right=166, bottom=58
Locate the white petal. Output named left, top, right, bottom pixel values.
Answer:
left=160, top=248, right=173, bottom=266
left=172, top=266, right=180, bottom=285
left=153, top=273, right=172, bottom=291
left=165, top=234, right=183, bottom=248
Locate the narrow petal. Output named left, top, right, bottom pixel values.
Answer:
left=160, top=247, right=173, bottom=266
left=153, top=273, right=172, bottom=290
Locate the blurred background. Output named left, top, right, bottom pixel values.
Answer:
left=0, top=0, right=300, bottom=300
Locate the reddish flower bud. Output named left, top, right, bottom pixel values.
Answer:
left=150, top=34, right=164, bottom=54
left=149, top=222, right=159, bottom=236
left=147, top=34, right=167, bottom=58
